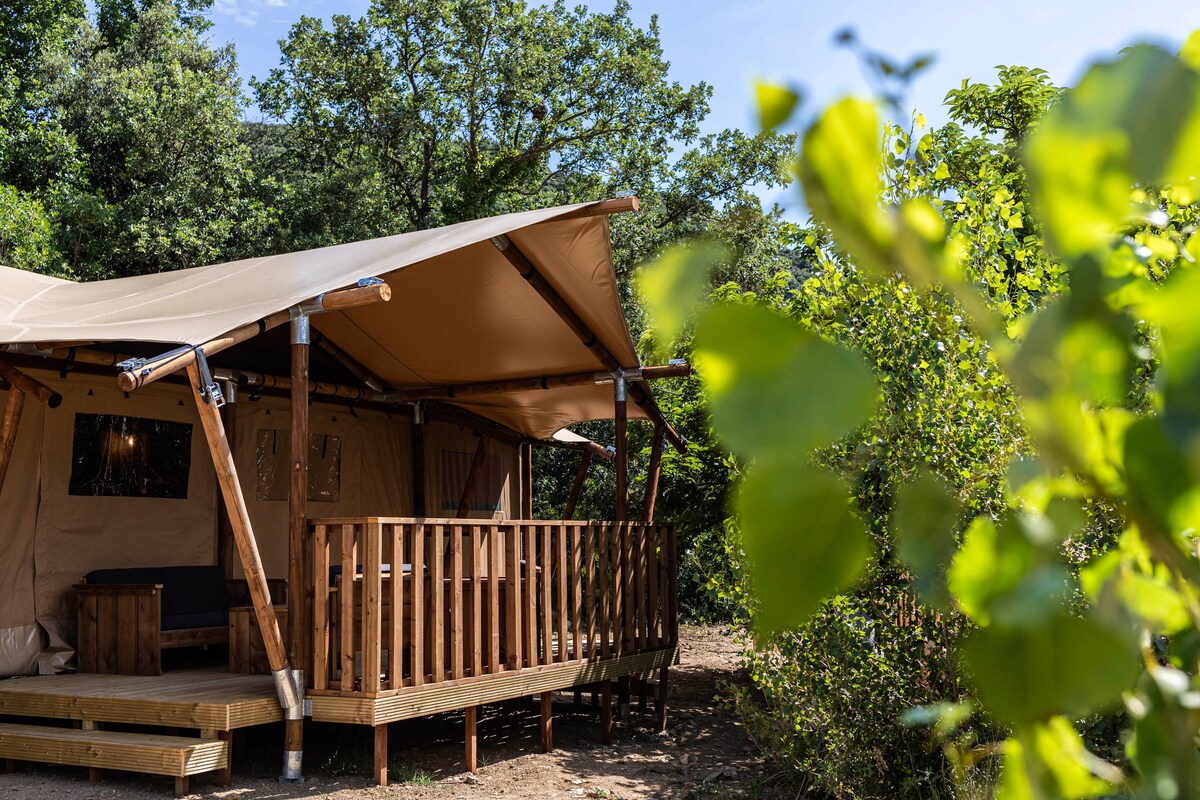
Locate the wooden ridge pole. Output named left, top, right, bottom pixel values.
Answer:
left=388, top=362, right=691, bottom=403
left=563, top=451, right=593, bottom=519
left=552, top=196, right=640, bottom=221
left=489, top=234, right=685, bottom=453
left=456, top=435, right=491, bottom=517
left=119, top=281, right=391, bottom=392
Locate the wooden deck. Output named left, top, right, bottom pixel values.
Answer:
left=0, top=669, right=282, bottom=730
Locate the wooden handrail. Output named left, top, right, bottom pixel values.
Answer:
left=309, top=518, right=677, bottom=695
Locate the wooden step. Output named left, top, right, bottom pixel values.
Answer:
left=0, top=722, right=228, bottom=778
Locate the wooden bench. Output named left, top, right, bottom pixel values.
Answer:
left=75, top=567, right=287, bottom=676
left=0, top=722, right=228, bottom=797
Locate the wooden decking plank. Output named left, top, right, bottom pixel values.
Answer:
left=0, top=723, right=228, bottom=777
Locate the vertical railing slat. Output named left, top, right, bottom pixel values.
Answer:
left=540, top=522, right=552, bottom=666
left=390, top=523, right=404, bottom=688
left=411, top=522, right=425, bottom=687
left=470, top=524, right=482, bottom=677
left=488, top=524, right=500, bottom=673
left=313, top=523, right=329, bottom=690
left=584, top=524, right=597, bottom=660
left=524, top=524, right=538, bottom=667
left=451, top=524, right=464, bottom=680
left=571, top=525, right=583, bottom=661
left=599, top=524, right=611, bottom=657
left=431, top=523, right=445, bottom=683
left=340, top=523, right=357, bottom=690
left=505, top=523, right=522, bottom=670
left=647, top=524, right=660, bottom=649
left=556, top=524, right=568, bottom=664
left=363, top=520, right=383, bottom=693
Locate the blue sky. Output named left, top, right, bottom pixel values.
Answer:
left=206, top=0, right=1200, bottom=212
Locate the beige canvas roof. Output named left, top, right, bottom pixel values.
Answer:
left=0, top=201, right=655, bottom=438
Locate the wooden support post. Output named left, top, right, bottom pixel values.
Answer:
left=373, top=724, right=388, bottom=787
left=638, top=675, right=649, bottom=712
left=600, top=679, right=613, bottom=745
left=174, top=776, right=189, bottom=798
left=285, top=315, right=310, bottom=780
left=656, top=666, right=669, bottom=733
left=614, top=379, right=628, bottom=520
left=520, top=441, right=533, bottom=519
left=217, top=730, right=233, bottom=786
left=412, top=409, right=426, bottom=516
left=563, top=451, right=592, bottom=519
left=465, top=706, right=478, bottom=774
left=0, top=386, right=26, bottom=498
left=618, top=675, right=631, bottom=721
left=642, top=426, right=664, bottom=523
left=540, top=691, right=553, bottom=752
left=456, top=435, right=490, bottom=517
left=189, top=362, right=289, bottom=672
left=3, top=758, right=16, bottom=773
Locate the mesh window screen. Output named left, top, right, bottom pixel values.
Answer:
left=68, top=413, right=193, bottom=498
left=255, top=429, right=342, bottom=502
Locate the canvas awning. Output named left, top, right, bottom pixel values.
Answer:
left=0, top=201, right=662, bottom=440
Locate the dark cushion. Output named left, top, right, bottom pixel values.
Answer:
left=162, top=610, right=227, bottom=631
left=84, top=567, right=166, bottom=586
left=161, top=566, right=227, bottom=618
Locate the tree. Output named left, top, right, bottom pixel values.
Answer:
left=252, top=0, right=711, bottom=245
left=0, top=0, right=266, bottom=277
left=644, top=34, right=1200, bottom=800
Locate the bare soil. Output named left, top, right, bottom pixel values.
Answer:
left=0, top=625, right=769, bottom=800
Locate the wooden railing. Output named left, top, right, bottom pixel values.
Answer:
left=309, top=518, right=678, bottom=695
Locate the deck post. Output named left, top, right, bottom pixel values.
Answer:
left=600, top=679, right=613, bottom=745
left=540, top=691, right=553, bottom=752
left=282, top=313, right=310, bottom=783
left=373, top=724, right=388, bottom=786
left=465, top=706, right=478, bottom=773
left=563, top=451, right=592, bottom=519
left=186, top=361, right=303, bottom=777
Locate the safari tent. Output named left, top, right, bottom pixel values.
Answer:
left=0, top=198, right=683, bottom=794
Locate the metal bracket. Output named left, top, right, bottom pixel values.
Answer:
left=303, top=698, right=312, bottom=717
left=194, top=349, right=225, bottom=408
left=356, top=276, right=384, bottom=287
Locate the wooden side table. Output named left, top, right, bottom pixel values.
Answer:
left=228, top=606, right=289, bottom=675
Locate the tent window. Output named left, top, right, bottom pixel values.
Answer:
left=439, top=448, right=504, bottom=513
left=255, top=430, right=342, bottom=503
left=69, top=414, right=193, bottom=499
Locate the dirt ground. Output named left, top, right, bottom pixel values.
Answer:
left=0, top=625, right=770, bottom=800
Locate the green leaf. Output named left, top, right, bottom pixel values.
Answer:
left=1126, top=667, right=1200, bottom=798
left=754, top=79, right=800, bottom=130
left=949, top=514, right=1061, bottom=625
left=636, top=241, right=727, bottom=355
left=997, top=718, right=1119, bottom=800
left=737, top=463, right=871, bottom=633
left=797, top=97, right=894, bottom=275
left=1027, top=45, right=1200, bottom=257
left=693, top=303, right=877, bottom=461
left=894, top=469, right=959, bottom=609
left=1124, top=416, right=1193, bottom=535
left=1182, top=30, right=1200, bottom=71
left=964, top=611, right=1139, bottom=726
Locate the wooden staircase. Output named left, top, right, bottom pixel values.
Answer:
left=0, top=722, right=227, bottom=796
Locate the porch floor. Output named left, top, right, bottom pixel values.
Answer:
left=0, top=669, right=282, bottom=731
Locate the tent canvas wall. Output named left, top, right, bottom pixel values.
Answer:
left=0, top=365, right=520, bottom=677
